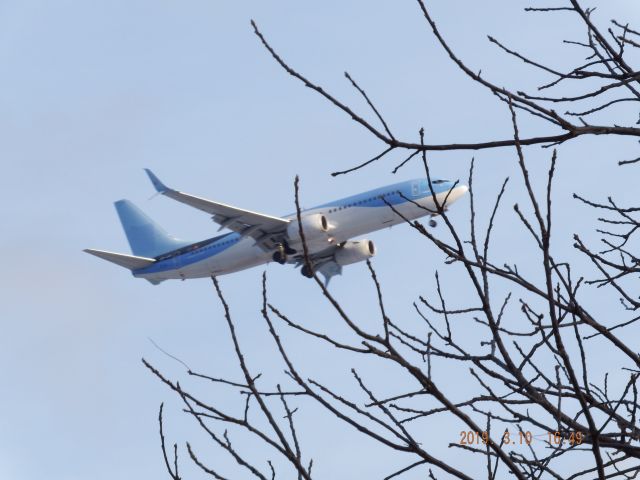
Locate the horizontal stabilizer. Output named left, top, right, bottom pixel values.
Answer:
left=84, top=249, right=156, bottom=270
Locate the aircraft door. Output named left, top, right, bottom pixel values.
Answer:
left=411, top=181, right=420, bottom=197
left=411, top=180, right=429, bottom=197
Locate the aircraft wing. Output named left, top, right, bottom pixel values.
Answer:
left=144, top=169, right=290, bottom=249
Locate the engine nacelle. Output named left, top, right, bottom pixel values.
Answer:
left=286, top=213, right=333, bottom=251
left=334, top=239, right=376, bottom=266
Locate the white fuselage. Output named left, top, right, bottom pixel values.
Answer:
left=133, top=184, right=467, bottom=283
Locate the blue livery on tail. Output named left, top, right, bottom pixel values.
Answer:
left=85, top=171, right=468, bottom=285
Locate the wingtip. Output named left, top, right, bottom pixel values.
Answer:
left=144, top=168, right=169, bottom=193
left=83, top=248, right=102, bottom=258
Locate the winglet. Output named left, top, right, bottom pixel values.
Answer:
left=144, top=168, right=169, bottom=193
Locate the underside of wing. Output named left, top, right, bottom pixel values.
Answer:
left=291, top=244, right=342, bottom=285
left=144, top=169, right=290, bottom=249
left=293, top=239, right=377, bottom=286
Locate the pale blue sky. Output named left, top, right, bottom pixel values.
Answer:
left=2, top=1, right=639, bottom=478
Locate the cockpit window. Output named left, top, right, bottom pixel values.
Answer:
left=432, top=179, right=448, bottom=184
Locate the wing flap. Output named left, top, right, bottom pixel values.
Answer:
left=164, top=190, right=288, bottom=231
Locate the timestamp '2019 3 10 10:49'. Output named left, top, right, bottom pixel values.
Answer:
left=459, top=430, right=584, bottom=446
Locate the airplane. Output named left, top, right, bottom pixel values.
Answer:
left=84, top=170, right=468, bottom=285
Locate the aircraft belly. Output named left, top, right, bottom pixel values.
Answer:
left=394, top=201, right=427, bottom=222
left=204, top=238, right=271, bottom=275
left=136, top=238, right=271, bottom=281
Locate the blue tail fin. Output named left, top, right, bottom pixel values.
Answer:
left=114, top=200, right=192, bottom=258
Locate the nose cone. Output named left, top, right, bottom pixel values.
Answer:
left=446, top=183, right=469, bottom=204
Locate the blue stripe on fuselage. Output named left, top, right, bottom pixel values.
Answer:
left=133, top=232, right=241, bottom=274
left=133, top=178, right=454, bottom=275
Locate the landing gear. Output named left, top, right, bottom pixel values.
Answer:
left=429, top=218, right=438, bottom=227
left=301, top=265, right=314, bottom=278
left=272, top=244, right=287, bottom=264
left=273, top=240, right=297, bottom=265
left=282, top=239, right=297, bottom=255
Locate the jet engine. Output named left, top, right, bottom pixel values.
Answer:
left=286, top=214, right=334, bottom=251
left=334, top=239, right=376, bottom=266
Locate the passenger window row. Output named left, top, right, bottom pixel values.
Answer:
left=158, top=236, right=238, bottom=260
left=201, top=238, right=237, bottom=252
left=327, top=190, right=400, bottom=213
